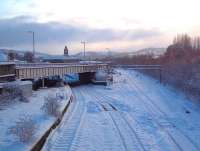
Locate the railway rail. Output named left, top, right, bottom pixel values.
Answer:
left=90, top=90, right=146, bottom=151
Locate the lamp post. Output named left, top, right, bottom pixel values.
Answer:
left=27, top=31, right=35, bottom=61
left=81, top=41, right=86, bottom=60
left=106, top=48, right=111, bottom=59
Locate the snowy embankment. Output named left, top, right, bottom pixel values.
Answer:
left=0, top=85, right=72, bottom=151
left=42, top=69, right=200, bottom=151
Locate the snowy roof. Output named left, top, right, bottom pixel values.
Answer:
left=0, top=52, right=7, bottom=62
left=43, top=55, right=79, bottom=60
left=0, top=80, right=32, bottom=88
left=0, top=62, right=15, bottom=65
left=79, top=61, right=103, bottom=64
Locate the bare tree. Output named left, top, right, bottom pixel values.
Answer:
left=8, top=115, right=36, bottom=143
left=24, top=52, right=34, bottom=63
left=8, top=52, right=16, bottom=61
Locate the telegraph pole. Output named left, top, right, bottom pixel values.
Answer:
left=81, top=41, right=86, bottom=60
left=28, top=31, right=35, bottom=61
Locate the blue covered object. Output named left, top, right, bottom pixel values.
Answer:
left=63, top=73, right=79, bottom=83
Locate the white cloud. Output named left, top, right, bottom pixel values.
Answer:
left=1, top=0, right=200, bottom=54
left=8, top=0, right=200, bottom=31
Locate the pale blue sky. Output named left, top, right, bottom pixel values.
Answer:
left=0, top=0, right=200, bottom=54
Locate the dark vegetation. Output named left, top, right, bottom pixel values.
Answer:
left=110, top=34, right=200, bottom=101
left=0, top=83, right=28, bottom=109
left=7, top=51, right=34, bottom=62
left=8, top=115, right=36, bottom=143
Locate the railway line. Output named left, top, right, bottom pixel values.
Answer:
left=124, top=71, right=200, bottom=151
left=42, top=69, right=200, bottom=151
left=42, top=88, right=86, bottom=151
left=90, top=91, right=146, bottom=151
left=89, top=75, right=199, bottom=150
left=97, top=70, right=200, bottom=151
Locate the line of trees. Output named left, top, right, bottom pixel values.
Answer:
left=104, top=34, right=200, bottom=101
left=164, top=34, right=200, bottom=64
left=8, top=51, right=34, bottom=62
left=109, top=34, right=200, bottom=65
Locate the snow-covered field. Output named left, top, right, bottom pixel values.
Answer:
left=0, top=86, right=72, bottom=151
left=42, top=69, right=200, bottom=151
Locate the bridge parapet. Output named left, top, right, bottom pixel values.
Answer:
left=16, top=63, right=108, bottom=79
left=0, top=62, right=16, bottom=81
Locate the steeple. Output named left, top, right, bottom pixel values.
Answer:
left=64, top=46, right=69, bottom=56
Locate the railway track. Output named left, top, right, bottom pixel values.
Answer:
left=42, top=69, right=199, bottom=151
left=42, top=88, right=86, bottom=151
left=122, top=70, right=200, bottom=151
left=90, top=90, right=146, bottom=151
left=87, top=71, right=199, bottom=151
left=95, top=87, right=184, bottom=151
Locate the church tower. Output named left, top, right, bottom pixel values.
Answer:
left=64, top=46, right=69, bottom=56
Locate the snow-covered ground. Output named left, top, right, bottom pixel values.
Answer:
left=42, top=69, right=200, bottom=151
left=0, top=86, right=72, bottom=151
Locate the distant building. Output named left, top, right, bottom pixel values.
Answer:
left=64, top=46, right=69, bottom=56
left=0, top=62, right=16, bottom=82
left=42, top=46, right=80, bottom=63
left=42, top=55, right=80, bottom=63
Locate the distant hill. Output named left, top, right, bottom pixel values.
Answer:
left=0, top=47, right=166, bottom=62
left=73, top=51, right=109, bottom=59
left=0, top=49, right=51, bottom=61
left=73, top=47, right=166, bottom=59
left=128, top=48, right=166, bottom=58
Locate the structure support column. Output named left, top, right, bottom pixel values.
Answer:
left=42, top=77, right=45, bottom=88
left=159, top=68, right=162, bottom=83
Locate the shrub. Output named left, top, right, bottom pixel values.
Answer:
left=41, top=94, right=61, bottom=117
left=2, top=83, right=21, bottom=100
left=8, top=115, right=36, bottom=143
left=56, top=92, right=65, bottom=100
left=2, top=83, right=29, bottom=102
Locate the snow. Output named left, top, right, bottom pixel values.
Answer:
left=42, top=69, right=200, bottom=151
left=94, top=70, right=107, bottom=81
left=79, top=61, right=103, bottom=64
left=0, top=86, right=72, bottom=151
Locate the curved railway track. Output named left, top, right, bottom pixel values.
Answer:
left=89, top=89, right=146, bottom=151
left=101, top=70, right=199, bottom=151
left=42, top=69, right=200, bottom=151
left=43, top=88, right=86, bottom=151
left=125, top=71, right=200, bottom=151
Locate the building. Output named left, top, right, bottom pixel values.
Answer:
left=64, top=46, right=69, bottom=56
left=0, top=62, right=16, bottom=82
left=42, top=55, right=80, bottom=63
left=43, top=46, right=80, bottom=63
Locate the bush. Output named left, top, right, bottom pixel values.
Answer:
left=2, top=83, right=29, bottom=102
left=8, top=115, right=36, bottom=143
left=2, top=83, right=21, bottom=99
left=41, top=94, right=61, bottom=117
left=56, top=92, right=65, bottom=100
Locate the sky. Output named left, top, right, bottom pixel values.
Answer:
left=0, top=0, right=200, bottom=54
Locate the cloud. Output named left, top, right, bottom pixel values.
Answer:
left=0, top=16, right=162, bottom=48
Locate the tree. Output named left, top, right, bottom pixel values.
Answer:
left=24, top=52, right=34, bottom=63
left=8, top=52, right=16, bottom=61
left=164, top=34, right=200, bottom=64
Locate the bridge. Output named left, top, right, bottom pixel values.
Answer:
left=0, top=62, right=108, bottom=82
left=114, top=64, right=162, bottom=83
